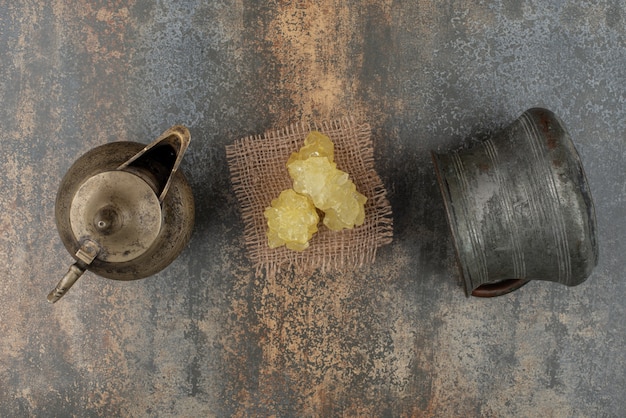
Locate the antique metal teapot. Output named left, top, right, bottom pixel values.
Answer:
left=47, top=126, right=195, bottom=303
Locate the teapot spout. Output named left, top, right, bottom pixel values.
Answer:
left=117, top=125, right=191, bottom=203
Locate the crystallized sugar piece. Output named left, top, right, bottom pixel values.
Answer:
left=288, top=156, right=340, bottom=210
left=264, top=131, right=367, bottom=252
left=287, top=132, right=367, bottom=231
left=287, top=130, right=335, bottom=165
left=322, top=181, right=367, bottom=231
left=264, top=189, right=319, bottom=252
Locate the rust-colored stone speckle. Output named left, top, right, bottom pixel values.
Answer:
left=1, top=0, right=625, bottom=416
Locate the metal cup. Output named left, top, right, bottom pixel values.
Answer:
left=432, top=108, right=598, bottom=297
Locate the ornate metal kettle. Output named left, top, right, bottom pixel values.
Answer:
left=47, top=126, right=195, bottom=303
left=432, top=108, right=598, bottom=297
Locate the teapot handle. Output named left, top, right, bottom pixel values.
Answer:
left=47, top=263, right=85, bottom=303
left=48, top=239, right=100, bottom=303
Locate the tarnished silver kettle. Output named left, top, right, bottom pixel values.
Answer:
left=48, top=126, right=195, bottom=303
left=432, top=108, right=598, bottom=297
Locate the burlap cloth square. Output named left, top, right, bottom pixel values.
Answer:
left=226, top=117, right=393, bottom=278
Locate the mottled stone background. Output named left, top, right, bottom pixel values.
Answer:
left=1, top=1, right=625, bottom=416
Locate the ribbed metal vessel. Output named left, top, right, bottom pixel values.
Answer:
left=432, top=108, right=598, bottom=297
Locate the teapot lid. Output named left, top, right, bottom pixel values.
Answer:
left=69, top=170, right=162, bottom=263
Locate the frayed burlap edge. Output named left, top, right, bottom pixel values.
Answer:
left=226, top=116, right=393, bottom=279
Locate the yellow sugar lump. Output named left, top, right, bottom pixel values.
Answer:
left=264, top=189, right=319, bottom=252
left=287, top=130, right=335, bottom=164
left=287, top=131, right=366, bottom=231
left=321, top=181, right=367, bottom=230
left=264, top=131, right=367, bottom=251
left=287, top=156, right=367, bottom=230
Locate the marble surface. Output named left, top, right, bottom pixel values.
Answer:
left=1, top=1, right=625, bottom=416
